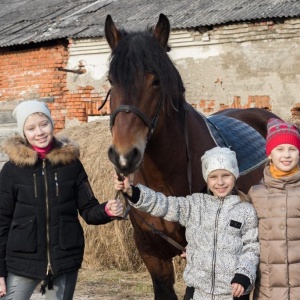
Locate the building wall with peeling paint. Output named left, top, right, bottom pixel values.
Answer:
left=1, top=18, right=300, bottom=131
left=168, top=20, right=300, bottom=122
left=67, top=18, right=300, bottom=122
left=170, top=19, right=300, bottom=122
left=0, top=40, right=110, bottom=131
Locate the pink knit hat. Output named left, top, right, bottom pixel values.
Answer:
left=266, top=118, right=300, bottom=156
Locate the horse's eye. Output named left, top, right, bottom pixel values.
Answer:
left=152, top=79, right=160, bottom=87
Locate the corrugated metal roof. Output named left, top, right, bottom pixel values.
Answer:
left=1, top=0, right=300, bottom=47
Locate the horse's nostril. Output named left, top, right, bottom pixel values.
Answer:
left=107, top=146, right=115, bottom=163
left=133, top=147, right=139, bottom=157
left=108, top=146, right=113, bottom=155
left=126, top=147, right=142, bottom=166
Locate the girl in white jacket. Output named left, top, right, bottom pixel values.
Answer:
left=115, top=147, right=259, bottom=300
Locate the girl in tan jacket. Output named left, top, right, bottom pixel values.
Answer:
left=249, top=118, right=300, bottom=300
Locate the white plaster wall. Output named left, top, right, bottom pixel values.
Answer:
left=67, top=19, right=300, bottom=120
left=170, top=38, right=300, bottom=120
left=67, top=39, right=111, bottom=96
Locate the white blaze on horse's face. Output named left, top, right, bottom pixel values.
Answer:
left=108, top=123, right=147, bottom=174
left=119, top=155, right=127, bottom=167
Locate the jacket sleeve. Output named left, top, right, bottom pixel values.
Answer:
left=129, top=184, right=194, bottom=227
left=235, top=203, right=259, bottom=288
left=75, top=161, right=112, bottom=225
left=231, top=273, right=250, bottom=292
left=0, top=163, right=16, bottom=277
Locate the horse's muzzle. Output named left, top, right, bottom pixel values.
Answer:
left=108, top=145, right=142, bottom=175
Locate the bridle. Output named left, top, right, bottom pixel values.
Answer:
left=98, top=89, right=164, bottom=141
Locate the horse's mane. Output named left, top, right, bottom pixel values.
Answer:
left=108, top=28, right=186, bottom=114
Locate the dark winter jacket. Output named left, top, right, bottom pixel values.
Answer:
left=0, top=136, right=112, bottom=280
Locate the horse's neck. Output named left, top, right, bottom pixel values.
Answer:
left=137, top=105, right=215, bottom=196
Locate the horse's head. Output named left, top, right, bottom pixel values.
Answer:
left=105, top=14, right=186, bottom=175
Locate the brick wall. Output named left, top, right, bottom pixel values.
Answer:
left=194, top=95, right=272, bottom=113
left=0, top=40, right=109, bottom=132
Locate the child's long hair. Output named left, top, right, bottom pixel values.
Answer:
left=232, top=186, right=250, bottom=202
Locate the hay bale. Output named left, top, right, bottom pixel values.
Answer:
left=58, top=120, right=144, bottom=271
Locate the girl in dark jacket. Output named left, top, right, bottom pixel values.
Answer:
left=0, top=100, right=123, bottom=300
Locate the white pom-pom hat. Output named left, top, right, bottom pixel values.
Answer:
left=201, top=147, right=239, bottom=182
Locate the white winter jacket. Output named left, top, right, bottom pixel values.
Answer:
left=131, top=184, right=259, bottom=300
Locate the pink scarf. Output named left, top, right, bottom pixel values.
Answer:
left=32, top=141, right=53, bottom=159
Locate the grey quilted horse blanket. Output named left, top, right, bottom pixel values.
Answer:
left=206, top=114, right=267, bottom=175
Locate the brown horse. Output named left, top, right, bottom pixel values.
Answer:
left=104, top=14, right=280, bottom=299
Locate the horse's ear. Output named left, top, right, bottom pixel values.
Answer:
left=105, top=14, right=122, bottom=50
left=153, top=14, right=170, bottom=51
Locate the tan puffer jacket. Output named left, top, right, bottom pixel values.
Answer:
left=248, top=166, right=300, bottom=300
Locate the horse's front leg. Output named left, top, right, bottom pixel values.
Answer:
left=139, top=251, right=178, bottom=300
left=133, top=229, right=180, bottom=300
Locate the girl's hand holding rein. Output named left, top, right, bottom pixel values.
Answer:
left=114, top=174, right=133, bottom=197
left=105, top=199, right=124, bottom=217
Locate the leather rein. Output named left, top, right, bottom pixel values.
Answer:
left=98, top=89, right=187, bottom=252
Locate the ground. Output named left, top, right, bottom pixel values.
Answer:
left=31, top=269, right=186, bottom=300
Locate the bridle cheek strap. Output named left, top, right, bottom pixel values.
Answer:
left=110, top=96, right=163, bottom=141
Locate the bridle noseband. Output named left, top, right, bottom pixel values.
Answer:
left=98, top=89, right=163, bottom=140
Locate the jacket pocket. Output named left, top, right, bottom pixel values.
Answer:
left=7, top=215, right=37, bottom=253
left=59, top=216, right=84, bottom=250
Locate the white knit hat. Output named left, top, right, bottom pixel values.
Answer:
left=201, top=147, right=239, bottom=182
left=12, top=100, right=54, bottom=137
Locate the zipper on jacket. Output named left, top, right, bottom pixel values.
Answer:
left=285, top=190, right=290, bottom=298
left=42, top=160, right=53, bottom=275
left=54, top=173, right=59, bottom=197
left=33, top=174, right=38, bottom=198
left=210, top=198, right=224, bottom=299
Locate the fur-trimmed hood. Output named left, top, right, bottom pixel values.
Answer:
left=1, top=135, right=80, bottom=167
